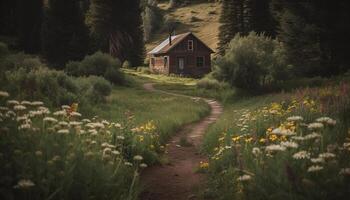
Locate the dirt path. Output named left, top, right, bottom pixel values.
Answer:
left=140, top=83, right=223, bottom=200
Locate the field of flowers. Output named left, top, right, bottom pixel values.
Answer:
left=0, top=90, right=167, bottom=200
left=202, top=83, right=350, bottom=200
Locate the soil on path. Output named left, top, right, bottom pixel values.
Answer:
left=140, top=83, right=223, bottom=200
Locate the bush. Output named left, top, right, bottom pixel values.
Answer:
left=197, top=77, right=229, bottom=90
left=137, top=67, right=151, bottom=74
left=0, top=42, right=9, bottom=58
left=122, top=60, right=132, bottom=68
left=66, top=51, right=124, bottom=85
left=214, top=32, right=291, bottom=91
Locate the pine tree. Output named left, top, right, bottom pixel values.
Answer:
left=42, top=0, right=89, bottom=68
left=17, top=0, right=44, bottom=53
left=87, top=0, right=145, bottom=67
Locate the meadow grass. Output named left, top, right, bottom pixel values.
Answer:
left=200, top=83, right=350, bottom=200
left=0, top=74, right=211, bottom=200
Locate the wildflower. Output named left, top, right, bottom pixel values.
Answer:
left=0, top=106, right=9, bottom=111
left=124, top=162, right=133, bottom=166
left=88, top=129, right=98, bottom=136
left=304, top=132, right=322, bottom=140
left=59, top=121, right=69, bottom=126
left=53, top=110, right=67, bottom=116
left=316, top=117, right=336, bottom=126
left=13, top=105, right=26, bottom=111
left=29, top=110, right=43, bottom=117
left=281, top=141, right=299, bottom=149
left=31, top=101, right=44, bottom=106
left=82, top=119, right=91, bottom=123
left=237, top=175, right=252, bottom=182
left=268, top=134, right=278, bottom=141
left=133, top=155, right=143, bottom=161
left=13, top=179, right=35, bottom=189
left=272, top=128, right=296, bottom=136
left=318, top=152, right=336, bottom=159
left=265, top=144, right=286, bottom=152
left=70, top=112, right=81, bottom=117
left=252, top=147, right=261, bottom=156
left=35, top=151, right=43, bottom=157
left=69, top=121, right=82, bottom=126
left=287, top=116, right=303, bottom=122
left=140, top=163, right=148, bottom=168
left=307, top=165, right=323, bottom=172
left=85, top=151, right=94, bottom=158
left=115, top=123, right=122, bottom=128
left=0, top=91, right=9, bottom=97
left=61, top=105, right=70, bottom=110
left=7, top=100, right=19, bottom=105
left=18, top=123, right=31, bottom=130
left=16, top=115, right=28, bottom=122
left=57, top=129, right=69, bottom=134
left=310, top=157, right=325, bottom=164
left=293, top=151, right=310, bottom=160
left=103, top=147, right=112, bottom=155
left=308, top=122, right=324, bottom=130
left=117, top=135, right=125, bottom=140
left=291, top=136, right=305, bottom=141
left=112, top=150, right=120, bottom=155
left=245, top=137, right=253, bottom=143
left=52, top=155, right=61, bottom=162
left=339, top=168, right=350, bottom=176
left=43, top=117, right=58, bottom=123
left=259, top=138, right=267, bottom=143
left=102, top=120, right=110, bottom=125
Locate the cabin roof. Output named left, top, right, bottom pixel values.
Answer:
left=148, top=32, right=214, bottom=55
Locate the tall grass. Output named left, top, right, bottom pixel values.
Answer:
left=202, top=83, right=350, bottom=200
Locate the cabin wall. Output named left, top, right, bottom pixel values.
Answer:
left=149, top=55, right=169, bottom=74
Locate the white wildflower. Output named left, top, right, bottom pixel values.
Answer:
left=103, top=147, right=112, bottom=155
left=61, top=105, right=70, bottom=110
left=291, top=136, right=305, bottom=141
left=0, top=91, right=9, bottom=97
left=287, top=116, right=303, bottom=122
left=16, top=115, right=28, bottom=122
left=307, top=165, right=323, bottom=172
left=265, top=144, right=286, bottom=152
left=237, top=175, right=252, bottom=182
left=0, top=106, right=9, bottom=111
left=112, top=150, right=120, bottom=155
left=13, top=105, right=26, bottom=111
left=82, top=119, right=91, bottom=123
left=124, top=162, right=133, bottom=166
left=140, top=163, right=148, bottom=168
left=316, top=117, right=337, bottom=126
left=88, top=129, right=98, bottom=136
left=31, top=101, right=44, bottom=106
left=308, top=122, right=324, bottom=130
left=13, top=179, right=35, bottom=189
left=318, top=152, right=336, bottom=159
left=117, top=135, right=125, bottom=140
left=304, top=132, right=322, bottom=140
left=133, top=155, right=143, bottom=161
left=70, top=112, right=81, bottom=117
left=252, top=147, right=261, bottom=156
left=29, top=110, right=43, bottom=117
left=281, top=141, right=299, bottom=149
left=115, top=123, right=122, bottom=128
left=310, top=157, right=325, bottom=164
left=69, top=121, right=82, bottom=126
left=18, top=123, right=31, bottom=130
left=38, top=106, right=50, bottom=114
left=43, top=117, right=57, bottom=123
left=102, top=120, right=110, bottom=125
left=293, top=151, right=311, bottom=160
left=57, top=129, right=69, bottom=134
left=20, top=101, right=31, bottom=106
left=59, top=121, right=69, bottom=126
left=53, top=110, right=66, bottom=116
left=339, top=168, right=350, bottom=176
left=7, top=100, right=19, bottom=105
left=272, top=128, right=296, bottom=136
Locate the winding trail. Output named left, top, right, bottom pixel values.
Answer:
left=140, top=83, right=223, bottom=200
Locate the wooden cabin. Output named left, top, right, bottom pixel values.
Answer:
left=148, top=32, right=214, bottom=77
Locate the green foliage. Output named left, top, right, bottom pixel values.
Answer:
left=0, top=42, right=9, bottom=57
left=42, top=0, right=89, bottom=67
left=122, top=60, right=132, bottom=69
left=214, top=32, right=290, bottom=91
left=66, top=51, right=125, bottom=85
left=136, top=67, right=151, bottom=74
left=197, top=77, right=229, bottom=90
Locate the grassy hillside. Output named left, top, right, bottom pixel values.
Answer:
left=145, top=1, right=222, bottom=55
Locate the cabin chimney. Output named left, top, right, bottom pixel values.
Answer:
left=169, top=33, right=172, bottom=46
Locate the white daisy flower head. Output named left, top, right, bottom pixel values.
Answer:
left=272, top=128, right=296, bottom=136
left=13, top=105, right=26, bottom=111
left=43, top=117, right=58, bottom=123
left=53, top=110, right=67, bottom=116
left=140, top=163, right=148, bottom=168
left=318, top=152, right=336, bottom=159
left=304, top=132, right=322, bottom=140
left=7, top=100, right=19, bottom=105
left=293, top=151, right=311, bottom=160
left=61, top=105, right=70, bottom=110
left=310, top=157, right=325, bottom=164
left=316, top=117, right=337, bottom=126
left=20, top=101, right=31, bottom=106
left=31, top=101, right=44, bottom=106
left=57, top=129, right=69, bottom=134
left=70, top=112, right=82, bottom=117
left=252, top=147, right=261, bottom=156
left=124, top=162, right=133, bottom=166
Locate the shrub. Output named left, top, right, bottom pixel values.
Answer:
left=197, top=77, right=228, bottom=90
left=137, top=67, right=151, bottom=74
left=122, top=60, right=132, bottom=68
left=66, top=51, right=124, bottom=85
left=214, top=32, right=291, bottom=91
left=0, top=42, right=9, bottom=58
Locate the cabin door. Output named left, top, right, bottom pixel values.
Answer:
left=177, top=57, right=185, bottom=71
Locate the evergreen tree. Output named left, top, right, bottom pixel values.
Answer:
left=87, top=0, right=145, bottom=67
left=17, top=0, right=44, bottom=53
left=42, top=0, right=89, bottom=68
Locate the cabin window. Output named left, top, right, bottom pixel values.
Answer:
left=164, top=56, right=168, bottom=67
left=196, top=57, right=204, bottom=67
left=151, top=58, right=155, bottom=66
left=188, top=40, right=193, bottom=51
